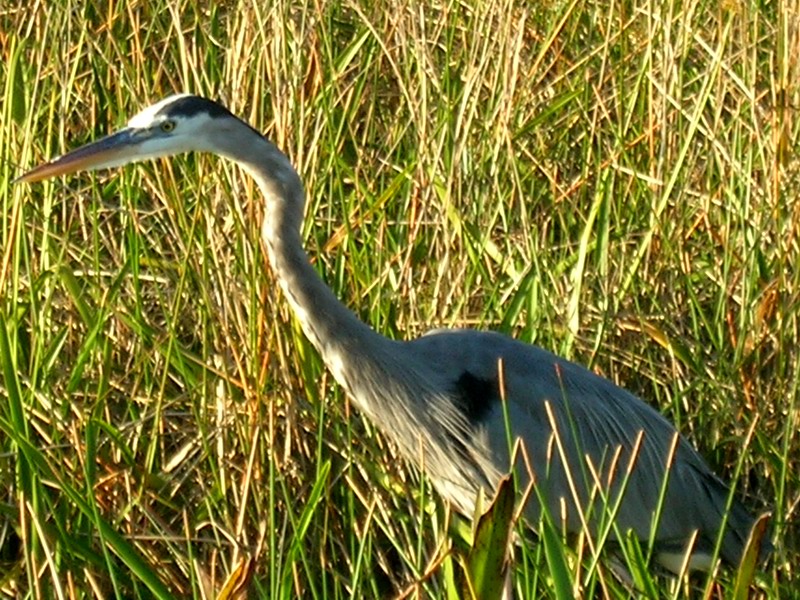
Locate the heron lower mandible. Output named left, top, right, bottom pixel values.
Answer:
left=19, top=94, right=771, bottom=575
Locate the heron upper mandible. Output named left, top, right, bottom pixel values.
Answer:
left=18, top=94, right=770, bottom=575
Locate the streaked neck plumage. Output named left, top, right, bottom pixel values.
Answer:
left=212, top=121, right=482, bottom=501
left=223, top=127, right=393, bottom=392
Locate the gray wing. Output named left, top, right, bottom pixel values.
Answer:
left=405, top=328, right=755, bottom=568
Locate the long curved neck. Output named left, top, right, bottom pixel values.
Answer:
left=218, top=126, right=483, bottom=500
left=230, top=132, right=391, bottom=390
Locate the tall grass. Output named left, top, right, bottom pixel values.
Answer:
left=1, top=0, right=795, bottom=597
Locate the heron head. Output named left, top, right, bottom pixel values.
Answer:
left=17, top=94, right=236, bottom=183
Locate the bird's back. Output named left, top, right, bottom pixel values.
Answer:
left=397, top=328, right=758, bottom=570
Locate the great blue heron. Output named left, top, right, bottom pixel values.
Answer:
left=19, top=94, right=768, bottom=575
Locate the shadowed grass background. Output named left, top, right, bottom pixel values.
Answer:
left=0, top=0, right=796, bottom=597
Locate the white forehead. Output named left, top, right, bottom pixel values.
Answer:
left=127, top=93, right=193, bottom=128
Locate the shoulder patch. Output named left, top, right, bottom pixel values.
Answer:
left=453, top=371, right=497, bottom=423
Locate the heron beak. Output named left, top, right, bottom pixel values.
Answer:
left=16, top=128, right=137, bottom=183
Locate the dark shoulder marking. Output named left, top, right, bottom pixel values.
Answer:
left=453, top=371, right=497, bottom=423
left=157, top=96, right=233, bottom=120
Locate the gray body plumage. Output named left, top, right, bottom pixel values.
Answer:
left=19, top=94, right=767, bottom=574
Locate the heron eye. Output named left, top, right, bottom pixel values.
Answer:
left=160, top=120, right=176, bottom=133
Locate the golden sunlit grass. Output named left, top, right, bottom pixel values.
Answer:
left=0, top=0, right=796, bottom=597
